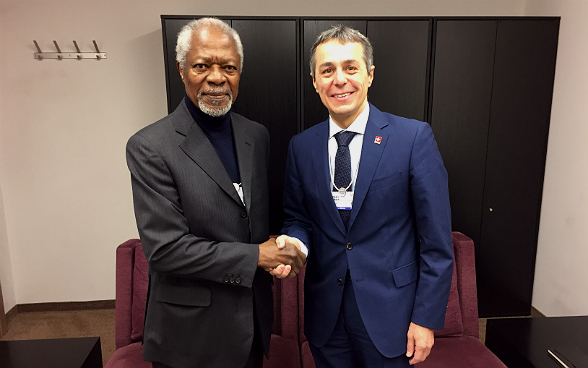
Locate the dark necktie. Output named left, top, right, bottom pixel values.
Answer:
left=333, top=131, right=356, bottom=228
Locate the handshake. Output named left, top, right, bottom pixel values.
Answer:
left=258, top=235, right=306, bottom=279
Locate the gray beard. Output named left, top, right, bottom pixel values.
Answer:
left=197, top=91, right=233, bottom=117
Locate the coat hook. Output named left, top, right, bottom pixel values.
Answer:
left=53, top=41, right=63, bottom=60
left=32, top=40, right=106, bottom=60
left=33, top=40, right=43, bottom=60
left=73, top=40, right=82, bottom=60
left=93, top=40, right=101, bottom=60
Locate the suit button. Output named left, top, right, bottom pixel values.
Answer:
left=346, top=243, right=353, bottom=250
left=224, top=276, right=229, bottom=283
left=337, top=279, right=344, bottom=285
left=240, top=210, right=247, bottom=218
left=236, top=278, right=241, bottom=284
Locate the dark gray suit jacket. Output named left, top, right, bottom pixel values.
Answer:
left=126, top=100, right=272, bottom=368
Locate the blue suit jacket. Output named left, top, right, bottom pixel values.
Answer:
left=282, top=103, right=453, bottom=358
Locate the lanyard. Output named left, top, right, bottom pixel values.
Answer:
left=329, top=156, right=360, bottom=197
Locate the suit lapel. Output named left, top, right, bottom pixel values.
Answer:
left=175, top=103, right=243, bottom=207
left=349, top=105, right=389, bottom=229
left=312, top=121, right=348, bottom=236
left=232, top=114, right=254, bottom=213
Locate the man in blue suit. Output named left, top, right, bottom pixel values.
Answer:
left=273, top=25, right=454, bottom=367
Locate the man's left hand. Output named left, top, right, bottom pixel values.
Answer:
left=406, top=322, right=434, bottom=365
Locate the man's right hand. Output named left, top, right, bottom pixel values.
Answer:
left=266, top=235, right=306, bottom=278
left=258, top=238, right=305, bottom=276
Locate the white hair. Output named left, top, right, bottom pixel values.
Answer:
left=175, top=17, right=244, bottom=71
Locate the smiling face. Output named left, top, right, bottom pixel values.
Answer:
left=312, top=40, right=375, bottom=128
left=178, top=26, right=241, bottom=117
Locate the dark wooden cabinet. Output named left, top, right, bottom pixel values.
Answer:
left=161, top=16, right=559, bottom=317
left=162, top=17, right=199, bottom=113
left=479, top=19, right=559, bottom=317
left=367, top=19, right=431, bottom=122
left=430, top=18, right=559, bottom=317
left=430, top=20, right=497, bottom=251
left=231, top=19, right=299, bottom=234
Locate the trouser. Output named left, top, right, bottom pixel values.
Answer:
left=309, top=271, right=411, bottom=368
left=151, top=320, right=263, bottom=368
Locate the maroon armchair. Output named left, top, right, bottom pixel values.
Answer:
left=266, top=273, right=300, bottom=368
left=415, top=232, right=506, bottom=367
left=104, top=239, right=300, bottom=368
left=297, top=232, right=507, bottom=368
left=104, top=239, right=150, bottom=368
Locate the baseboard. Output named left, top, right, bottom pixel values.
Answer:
left=531, top=306, right=546, bottom=317
left=6, top=300, right=114, bottom=322
left=6, top=305, right=19, bottom=324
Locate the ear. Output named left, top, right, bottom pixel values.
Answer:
left=177, top=62, right=185, bottom=82
left=311, top=72, right=318, bottom=93
left=367, top=65, right=375, bottom=88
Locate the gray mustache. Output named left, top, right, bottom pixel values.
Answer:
left=198, top=89, right=233, bottom=104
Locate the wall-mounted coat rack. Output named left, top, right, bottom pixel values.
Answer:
left=33, top=40, right=107, bottom=60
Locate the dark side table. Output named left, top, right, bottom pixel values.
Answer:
left=0, top=337, right=102, bottom=368
left=485, top=316, right=588, bottom=368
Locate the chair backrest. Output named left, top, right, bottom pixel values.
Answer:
left=450, top=232, right=479, bottom=338
left=296, top=232, right=480, bottom=343
left=435, top=232, right=479, bottom=338
left=114, top=233, right=479, bottom=351
left=115, top=239, right=148, bottom=349
left=115, top=239, right=301, bottom=349
left=271, top=272, right=300, bottom=342
left=297, top=265, right=307, bottom=346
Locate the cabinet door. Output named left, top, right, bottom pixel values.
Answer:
left=430, top=20, right=497, bottom=260
left=162, top=17, right=191, bottom=113
left=367, top=20, right=431, bottom=121
left=479, top=19, right=559, bottom=317
left=232, top=19, right=299, bottom=234
left=302, top=20, right=367, bottom=129
left=430, top=18, right=559, bottom=317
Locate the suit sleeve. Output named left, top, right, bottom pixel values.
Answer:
left=281, top=137, right=313, bottom=250
left=409, top=123, right=454, bottom=330
left=126, top=133, right=260, bottom=288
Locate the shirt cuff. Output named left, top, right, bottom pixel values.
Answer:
left=291, top=237, right=308, bottom=257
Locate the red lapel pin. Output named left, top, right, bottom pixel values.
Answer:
left=374, top=136, right=382, bottom=144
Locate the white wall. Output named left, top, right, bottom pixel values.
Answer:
left=20, top=0, right=588, bottom=315
left=0, top=1, right=168, bottom=307
left=525, top=0, right=588, bottom=316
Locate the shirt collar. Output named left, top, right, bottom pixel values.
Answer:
left=328, top=102, right=370, bottom=139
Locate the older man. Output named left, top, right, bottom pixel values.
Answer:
left=275, top=25, right=454, bottom=368
left=126, top=18, right=305, bottom=368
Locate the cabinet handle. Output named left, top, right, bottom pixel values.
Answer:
left=489, top=208, right=493, bottom=212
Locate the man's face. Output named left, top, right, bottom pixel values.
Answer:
left=178, top=26, right=241, bottom=117
left=312, top=40, right=374, bottom=127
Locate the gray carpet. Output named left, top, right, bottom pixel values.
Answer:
left=0, top=308, right=116, bottom=365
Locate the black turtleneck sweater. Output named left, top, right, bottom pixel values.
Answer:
left=185, top=95, right=241, bottom=184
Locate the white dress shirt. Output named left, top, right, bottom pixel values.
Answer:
left=328, top=103, right=369, bottom=191
left=293, top=103, right=370, bottom=258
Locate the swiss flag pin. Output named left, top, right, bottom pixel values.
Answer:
left=374, top=136, right=382, bottom=144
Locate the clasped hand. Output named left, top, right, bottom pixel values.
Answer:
left=258, top=235, right=306, bottom=278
